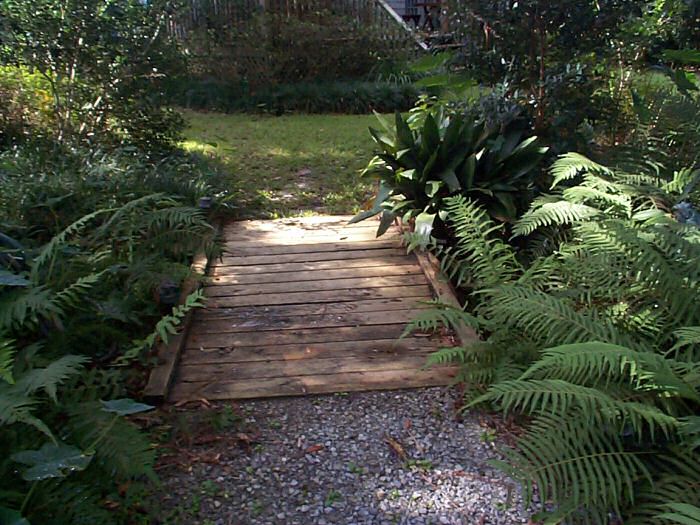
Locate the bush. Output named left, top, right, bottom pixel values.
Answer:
left=0, top=66, right=53, bottom=145
left=412, top=154, right=700, bottom=523
left=353, top=104, right=547, bottom=239
left=179, top=9, right=411, bottom=89
left=170, top=79, right=421, bottom=114
left=0, top=0, right=184, bottom=148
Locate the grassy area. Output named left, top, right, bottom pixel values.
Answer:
left=181, top=110, right=379, bottom=217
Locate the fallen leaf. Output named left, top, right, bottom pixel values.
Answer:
left=236, top=433, right=255, bottom=446
left=384, top=434, right=407, bottom=460
left=305, top=444, right=324, bottom=454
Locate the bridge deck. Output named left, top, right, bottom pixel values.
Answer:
left=168, top=216, right=462, bottom=402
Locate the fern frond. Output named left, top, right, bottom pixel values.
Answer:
left=115, top=289, right=205, bottom=365
left=549, top=152, right=614, bottom=188
left=658, top=504, right=700, bottom=525
left=629, top=446, right=700, bottom=524
left=578, top=221, right=699, bottom=324
left=473, top=378, right=679, bottom=440
left=30, top=209, right=111, bottom=282
left=483, top=285, right=628, bottom=348
left=494, top=414, right=651, bottom=523
left=0, top=285, right=60, bottom=331
left=520, top=342, right=680, bottom=387
left=0, top=387, right=53, bottom=439
left=51, top=270, right=109, bottom=312
left=513, top=200, right=600, bottom=237
left=402, top=300, right=479, bottom=337
left=66, top=401, right=156, bottom=481
left=15, top=355, right=87, bottom=402
left=438, top=195, right=521, bottom=288
left=0, top=336, right=15, bottom=384
left=669, top=327, right=700, bottom=360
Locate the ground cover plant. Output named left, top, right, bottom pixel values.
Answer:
left=180, top=110, right=378, bottom=217
left=407, top=156, right=700, bottom=523
left=0, top=1, right=230, bottom=523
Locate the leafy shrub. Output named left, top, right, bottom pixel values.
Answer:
left=0, top=191, right=213, bottom=522
left=0, top=0, right=184, bottom=148
left=179, top=9, right=411, bottom=90
left=171, top=79, right=420, bottom=114
left=411, top=154, right=700, bottom=523
left=0, top=66, right=54, bottom=145
left=353, top=105, right=547, bottom=238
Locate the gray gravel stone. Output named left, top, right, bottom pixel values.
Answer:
left=158, top=387, right=530, bottom=524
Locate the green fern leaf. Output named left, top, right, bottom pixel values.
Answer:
left=513, top=200, right=600, bottom=237
left=550, top=152, right=614, bottom=188
left=15, top=355, right=87, bottom=402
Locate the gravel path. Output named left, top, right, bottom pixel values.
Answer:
left=158, top=387, right=530, bottom=525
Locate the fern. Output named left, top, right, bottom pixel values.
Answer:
left=658, top=504, right=700, bottom=525
left=30, top=208, right=111, bottom=283
left=514, top=200, right=600, bottom=237
left=0, top=337, right=15, bottom=384
left=483, top=285, right=629, bottom=347
left=65, top=401, right=156, bottom=481
left=437, top=195, right=521, bottom=288
left=417, top=153, right=700, bottom=523
left=493, top=414, right=651, bottom=524
left=116, top=288, right=206, bottom=365
left=401, top=300, right=479, bottom=337
left=549, top=152, right=615, bottom=188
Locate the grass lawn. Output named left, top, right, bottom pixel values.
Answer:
left=181, top=110, right=379, bottom=218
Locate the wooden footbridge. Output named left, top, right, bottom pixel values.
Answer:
left=145, top=216, right=476, bottom=403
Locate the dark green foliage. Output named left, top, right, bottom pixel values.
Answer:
left=412, top=154, right=700, bottom=523
left=175, top=7, right=413, bottom=93
left=0, top=0, right=184, bottom=148
left=353, top=104, right=547, bottom=238
left=170, top=79, right=420, bottom=114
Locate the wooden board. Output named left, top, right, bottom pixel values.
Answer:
left=209, top=256, right=418, bottom=276
left=209, top=263, right=423, bottom=285
left=196, top=297, right=431, bottom=318
left=167, top=215, right=458, bottom=402
left=204, top=274, right=428, bottom=297
left=170, top=368, right=458, bottom=401
left=189, top=308, right=426, bottom=335
left=177, top=352, right=436, bottom=382
left=219, top=247, right=406, bottom=266
left=222, top=239, right=400, bottom=256
left=204, top=285, right=433, bottom=308
left=180, top=338, right=439, bottom=365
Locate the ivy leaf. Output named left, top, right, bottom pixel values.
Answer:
left=100, top=398, right=154, bottom=416
left=11, top=443, right=92, bottom=481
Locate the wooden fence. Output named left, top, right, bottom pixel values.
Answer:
left=168, top=0, right=425, bottom=53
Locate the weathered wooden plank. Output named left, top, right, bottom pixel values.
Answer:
left=412, top=249, right=480, bottom=345
left=179, top=338, right=439, bottom=365
left=204, top=284, right=433, bottom=307
left=189, top=308, right=424, bottom=334
left=223, top=215, right=361, bottom=231
left=143, top=230, right=215, bottom=404
left=187, top=323, right=412, bottom=349
left=223, top=239, right=400, bottom=256
left=197, top=297, right=430, bottom=319
left=169, top=367, right=457, bottom=401
left=204, top=274, right=428, bottom=297
left=177, top=352, right=435, bottom=382
left=210, top=263, right=423, bottom=284
left=209, top=255, right=417, bottom=276
left=220, top=247, right=406, bottom=266
left=224, top=227, right=392, bottom=244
